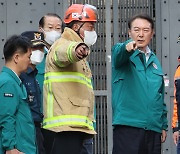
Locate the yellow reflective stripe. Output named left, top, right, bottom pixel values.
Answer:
left=45, top=72, right=90, bottom=78
left=52, top=42, right=77, bottom=66
left=54, top=51, right=66, bottom=67
left=67, top=42, right=77, bottom=63
left=47, top=83, right=53, bottom=117
left=44, top=72, right=93, bottom=89
left=43, top=115, right=94, bottom=130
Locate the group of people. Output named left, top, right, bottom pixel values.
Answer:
left=0, top=2, right=179, bottom=154
left=0, top=4, right=97, bottom=154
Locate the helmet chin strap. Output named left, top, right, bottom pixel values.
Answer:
left=76, top=22, right=86, bottom=40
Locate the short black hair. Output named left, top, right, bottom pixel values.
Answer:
left=3, top=35, right=32, bottom=61
left=39, top=13, right=64, bottom=32
left=128, top=13, right=154, bottom=30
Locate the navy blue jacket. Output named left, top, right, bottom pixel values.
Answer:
left=20, top=67, right=43, bottom=122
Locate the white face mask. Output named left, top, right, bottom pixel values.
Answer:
left=84, top=31, right=97, bottom=47
left=44, top=30, right=61, bottom=45
left=30, top=50, right=44, bottom=65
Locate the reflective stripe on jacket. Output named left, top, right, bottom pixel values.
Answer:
left=43, top=27, right=96, bottom=135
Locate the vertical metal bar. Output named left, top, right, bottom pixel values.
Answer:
left=158, top=0, right=170, bottom=153
left=100, top=96, right=103, bottom=153
left=126, top=0, right=129, bottom=40
left=112, top=0, right=119, bottom=44
left=122, top=0, right=125, bottom=41
left=131, top=0, right=134, bottom=16
left=120, top=0, right=123, bottom=42
left=99, top=1, right=104, bottom=150
left=102, top=0, right=106, bottom=91
left=106, top=0, right=112, bottom=153
left=155, top=0, right=162, bottom=62
left=0, top=0, right=6, bottom=69
left=61, top=0, right=69, bottom=15
left=99, top=0, right=102, bottom=90
left=104, top=96, right=107, bottom=153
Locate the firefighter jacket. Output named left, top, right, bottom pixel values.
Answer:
left=172, top=65, right=180, bottom=132
left=43, top=27, right=96, bottom=135
left=112, top=40, right=168, bottom=133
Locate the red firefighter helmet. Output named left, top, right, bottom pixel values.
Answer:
left=64, top=4, right=97, bottom=24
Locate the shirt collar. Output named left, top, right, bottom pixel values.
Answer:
left=139, top=46, right=151, bottom=55
left=145, top=46, right=151, bottom=56
left=138, top=46, right=151, bottom=63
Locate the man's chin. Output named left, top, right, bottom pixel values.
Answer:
left=137, top=45, right=146, bottom=52
left=137, top=44, right=144, bottom=48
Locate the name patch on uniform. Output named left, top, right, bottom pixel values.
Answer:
left=152, top=63, right=158, bottom=69
left=4, top=93, right=14, bottom=97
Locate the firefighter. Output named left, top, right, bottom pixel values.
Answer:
left=43, top=4, right=97, bottom=154
left=172, top=54, right=180, bottom=154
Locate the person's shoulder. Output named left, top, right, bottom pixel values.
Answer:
left=176, top=64, right=180, bottom=69
left=112, top=43, right=123, bottom=51
left=151, top=52, right=161, bottom=63
left=0, top=71, right=11, bottom=80
left=174, top=65, right=180, bottom=77
left=0, top=73, right=14, bottom=88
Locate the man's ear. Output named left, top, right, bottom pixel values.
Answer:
left=72, top=23, right=80, bottom=32
left=151, top=29, right=155, bottom=39
left=39, top=27, right=43, bottom=32
left=13, top=53, right=19, bottom=64
left=128, top=29, right=131, bottom=38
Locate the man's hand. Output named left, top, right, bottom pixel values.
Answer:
left=173, top=131, right=179, bottom=145
left=161, top=130, right=167, bottom=143
left=75, top=44, right=89, bottom=59
left=6, top=149, right=24, bottom=154
left=125, top=41, right=138, bottom=52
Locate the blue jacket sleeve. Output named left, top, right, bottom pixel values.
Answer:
left=175, top=79, right=180, bottom=129
left=112, top=40, right=134, bottom=69
left=0, top=82, right=19, bottom=150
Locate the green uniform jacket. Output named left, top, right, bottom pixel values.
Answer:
left=36, top=48, right=48, bottom=94
left=36, top=54, right=46, bottom=96
left=112, top=40, right=168, bottom=133
left=36, top=49, right=48, bottom=112
left=0, top=67, right=37, bottom=154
